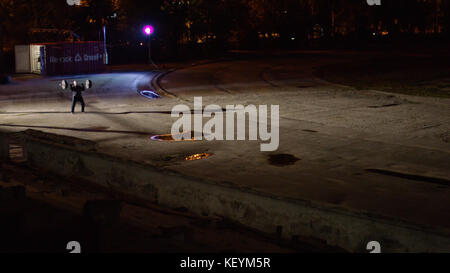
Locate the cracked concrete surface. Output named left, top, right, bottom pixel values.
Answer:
left=0, top=52, right=449, bottom=242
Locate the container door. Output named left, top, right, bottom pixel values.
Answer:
left=40, top=46, right=45, bottom=74
left=14, top=45, right=31, bottom=73
left=30, top=45, right=43, bottom=74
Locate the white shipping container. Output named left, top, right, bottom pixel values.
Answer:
left=14, top=45, right=30, bottom=73
left=14, top=44, right=44, bottom=74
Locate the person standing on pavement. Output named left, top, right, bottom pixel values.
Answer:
left=70, top=80, right=86, bottom=114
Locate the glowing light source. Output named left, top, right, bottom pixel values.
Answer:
left=66, top=0, right=81, bottom=6
left=143, top=25, right=154, bottom=36
left=185, top=153, right=212, bottom=161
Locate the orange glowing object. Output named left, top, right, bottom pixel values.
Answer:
left=185, top=153, right=212, bottom=161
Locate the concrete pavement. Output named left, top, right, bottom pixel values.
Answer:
left=154, top=60, right=450, bottom=230
left=0, top=52, right=449, bottom=251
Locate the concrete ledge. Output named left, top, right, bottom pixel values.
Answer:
left=23, top=132, right=450, bottom=252
left=23, top=129, right=96, bottom=152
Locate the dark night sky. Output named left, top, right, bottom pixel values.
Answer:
left=1, top=0, right=449, bottom=66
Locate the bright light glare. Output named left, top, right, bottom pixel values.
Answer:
left=143, top=25, right=154, bottom=35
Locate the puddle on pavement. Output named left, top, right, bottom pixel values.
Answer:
left=185, top=153, right=212, bottom=161
left=139, top=90, right=161, bottom=99
left=268, top=154, right=300, bottom=166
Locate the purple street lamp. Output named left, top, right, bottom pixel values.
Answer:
left=143, top=25, right=156, bottom=67
left=143, top=25, right=154, bottom=36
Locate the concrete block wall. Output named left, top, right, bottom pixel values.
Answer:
left=23, top=134, right=450, bottom=253
left=0, top=132, right=9, bottom=162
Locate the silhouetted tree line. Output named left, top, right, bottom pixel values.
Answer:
left=1, top=0, right=449, bottom=66
left=115, top=0, right=450, bottom=58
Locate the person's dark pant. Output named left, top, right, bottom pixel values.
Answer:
left=71, top=95, right=85, bottom=113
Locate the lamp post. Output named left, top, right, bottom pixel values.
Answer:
left=143, top=25, right=157, bottom=68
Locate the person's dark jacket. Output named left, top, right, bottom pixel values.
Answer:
left=70, top=84, right=85, bottom=97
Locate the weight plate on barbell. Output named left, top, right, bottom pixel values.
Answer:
left=85, top=80, right=92, bottom=89
left=61, top=80, right=68, bottom=90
